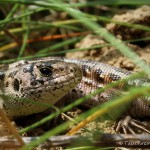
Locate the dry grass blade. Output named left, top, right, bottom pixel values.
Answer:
left=0, top=109, right=24, bottom=146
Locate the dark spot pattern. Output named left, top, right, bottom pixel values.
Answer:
left=37, top=79, right=44, bottom=85
left=59, top=67, right=64, bottom=71
left=30, top=76, right=38, bottom=86
left=30, top=81, right=37, bottom=86
left=108, top=73, right=121, bottom=81
left=70, top=68, right=74, bottom=73
left=5, top=81, right=9, bottom=87
left=95, top=69, right=104, bottom=82
left=20, top=80, right=22, bottom=84
left=72, top=89, right=76, bottom=92
left=8, top=71, right=17, bottom=78
left=82, top=65, right=91, bottom=77
left=21, top=88, right=24, bottom=93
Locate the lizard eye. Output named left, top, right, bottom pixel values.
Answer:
left=39, top=67, right=52, bottom=77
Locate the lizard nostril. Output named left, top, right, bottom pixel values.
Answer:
left=13, top=78, right=20, bottom=91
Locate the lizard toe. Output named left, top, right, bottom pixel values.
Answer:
left=115, top=116, right=150, bottom=134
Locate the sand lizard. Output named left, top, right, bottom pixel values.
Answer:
left=0, top=57, right=150, bottom=133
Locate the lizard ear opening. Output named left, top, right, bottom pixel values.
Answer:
left=13, top=78, right=20, bottom=91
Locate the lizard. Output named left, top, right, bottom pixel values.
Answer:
left=0, top=57, right=150, bottom=134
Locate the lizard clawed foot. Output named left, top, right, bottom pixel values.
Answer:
left=115, top=116, right=150, bottom=134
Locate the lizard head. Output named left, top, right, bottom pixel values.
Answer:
left=2, top=60, right=82, bottom=117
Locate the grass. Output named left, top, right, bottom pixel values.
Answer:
left=0, top=0, right=150, bottom=149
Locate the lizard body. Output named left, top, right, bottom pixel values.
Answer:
left=0, top=57, right=150, bottom=133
